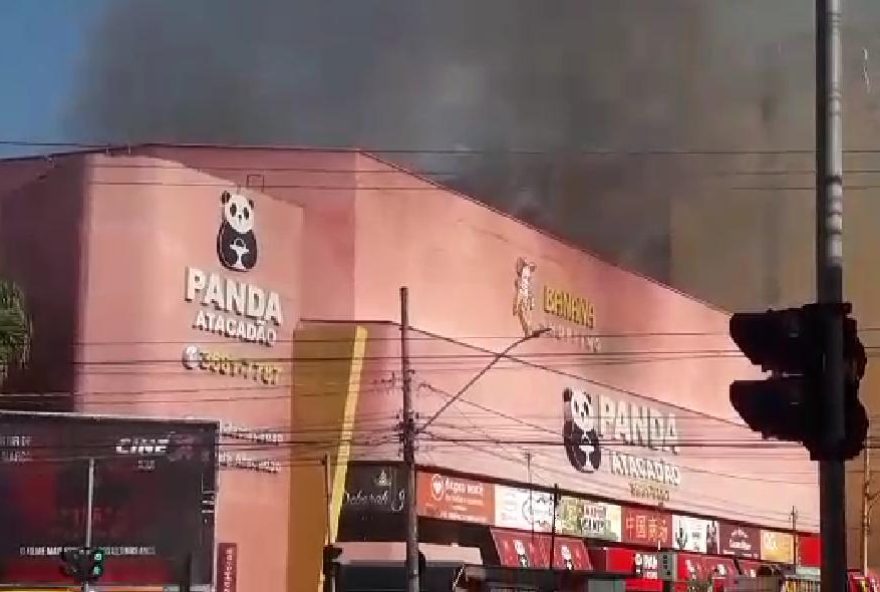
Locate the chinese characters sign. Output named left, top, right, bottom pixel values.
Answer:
left=622, top=507, right=672, bottom=548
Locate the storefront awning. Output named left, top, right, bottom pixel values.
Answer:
left=678, top=551, right=739, bottom=581
left=335, top=541, right=483, bottom=565
left=490, top=527, right=590, bottom=571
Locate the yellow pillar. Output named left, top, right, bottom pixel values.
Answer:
left=287, top=324, right=369, bottom=592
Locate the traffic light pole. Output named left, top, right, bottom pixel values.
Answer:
left=816, top=1, right=847, bottom=591
left=83, top=457, right=95, bottom=592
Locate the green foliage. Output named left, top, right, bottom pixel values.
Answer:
left=686, top=576, right=715, bottom=592
left=0, top=280, right=31, bottom=383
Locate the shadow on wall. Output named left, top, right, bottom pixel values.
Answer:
left=0, top=158, right=86, bottom=411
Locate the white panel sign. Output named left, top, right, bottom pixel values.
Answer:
left=494, top=485, right=554, bottom=532
left=673, top=515, right=719, bottom=553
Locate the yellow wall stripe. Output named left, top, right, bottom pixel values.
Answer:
left=328, top=325, right=368, bottom=544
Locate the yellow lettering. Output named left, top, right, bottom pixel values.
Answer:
left=544, top=285, right=596, bottom=328
left=543, top=286, right=554, bottom=314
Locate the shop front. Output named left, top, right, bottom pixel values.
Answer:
left=331, top=461, right=817, bottom=592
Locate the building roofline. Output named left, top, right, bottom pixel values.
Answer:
left=3, top=142, right=733, bottom=314
left=358, top=149, right=734, bottom=316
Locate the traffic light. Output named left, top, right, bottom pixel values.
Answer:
left=658, top=552, right=675, bottom=582
left=87, top=548, right=106, bottom=580
left=59, top=547, right=106, bottom=583
left=729, top=302, right=868, bottom=461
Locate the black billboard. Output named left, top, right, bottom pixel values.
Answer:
left=0, top=411, right=218, bottom=587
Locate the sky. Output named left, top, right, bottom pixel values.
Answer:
left=0, top=0, right=108, bottom=157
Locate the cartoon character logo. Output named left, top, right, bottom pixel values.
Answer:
left=217, top=190, right=258, bottom=272
left=563, top=388, right=601, bottom=473
left=513, top=257, right=537, bottom=335
left=560, top=544, right=574, bottom=570
left=513, top=539, right=530, bottom=568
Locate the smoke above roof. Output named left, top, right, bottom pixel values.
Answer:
left=65, top=0, right=880, bottom=298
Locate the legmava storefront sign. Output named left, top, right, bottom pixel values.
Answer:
left=562, top=387, right=681, bottom=503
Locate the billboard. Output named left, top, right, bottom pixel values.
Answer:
left=0, top=412, right=218, bottom=588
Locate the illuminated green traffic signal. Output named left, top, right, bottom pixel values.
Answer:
left=88, top=548, right=106, bottom=580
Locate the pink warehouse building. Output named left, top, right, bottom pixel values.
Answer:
left=0, top=145, right=820, bottom=592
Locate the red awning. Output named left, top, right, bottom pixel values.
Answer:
left=491, top=528, right=548, bottom=569
left=678, top=552, right=710, bottom=581
left=588, top=547, right=664, bottom=592
left=551, top=536, right=591, bottom=571
left=490, top=528, right=591, bottom=571
left=702, top=556, right=738, bottom=580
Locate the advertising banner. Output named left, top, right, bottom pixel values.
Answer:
left=718, top=522, right=760, bottom=559
left=556, top=496, right=621, bottom=541
left=494, top=485, right=555, bottom=532
left=621, top=507, right=672, bottom=548
left=673, top=515, right=720, bottom=554
left=760, top=530, right=794, bottom=563
left=342, top=464, right=405, bottom=514
left=0, top=413, right=218, bottom=587
left=416, top=472, right=494, bottom=524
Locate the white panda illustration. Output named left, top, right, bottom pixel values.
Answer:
left=513, top=539, right=530, bottom=567
left=217, top=190, right=258, bottom=272
left=563, top=388, right=601, bottom=473
left=560, top=544, right=574, bottom=570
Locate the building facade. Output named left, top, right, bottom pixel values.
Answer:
left=0, top=145, right=821, bottom=592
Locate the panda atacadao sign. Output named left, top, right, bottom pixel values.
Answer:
left=563, top=387, right=682, bottom=489
left=182, top=191, right=285, bottom=347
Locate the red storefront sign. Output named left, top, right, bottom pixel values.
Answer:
left=798, top=534, right=821, bottom=568
left=718, top=523, right=761, bottom=559
left=622, top=507, right=673, bottom=548
left=588, top=547, right=664, bottom=592
left=416, top=472, right=495, bottom=524
left=490, top=528, right=590, bottom=571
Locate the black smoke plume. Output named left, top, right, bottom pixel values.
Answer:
left=67, top=0, right=880, bottom=298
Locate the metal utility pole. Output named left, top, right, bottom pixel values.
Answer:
left=548, top=484, right=560, bottom=570
left=861, top=447, right=879, bottom=574
left=816, top=1, right=847, bottom=592
left=791, top=507, right=799, bottom=568
left=83, top=458, right=95, bottom=592
left=400, top=287, right=419, bottom=592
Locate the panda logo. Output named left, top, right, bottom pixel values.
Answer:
left=563, top=388, right=602, bottom=473
left=217, top=190, right=258, bottom=272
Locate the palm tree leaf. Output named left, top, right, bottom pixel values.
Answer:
left=0, top=280, right=32, bottom=382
